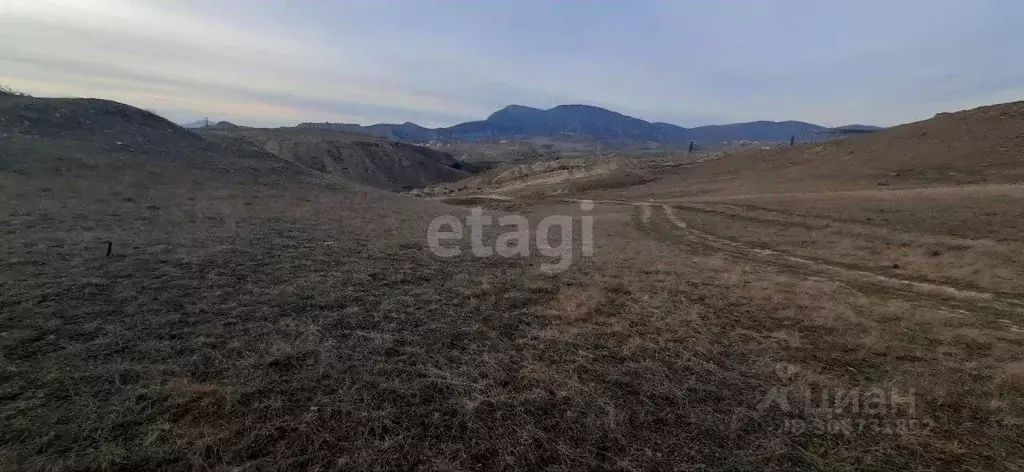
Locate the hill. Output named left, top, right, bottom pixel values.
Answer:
left=0, top=94, right=307, bottom=180
left=421, top=100, right=1024, bottom=203
left=298, top=104, right=877, bottom=148
left=4, top=92, right=1023, bottom=470
left=443, top=104, right=677, bottom=143
left=610, top=100, right=1024, bottom=198
left=180, top=120, right=245, bottom=130
left=1, top=91, right=566, bottom=470
left=199, top=127, right=470, bottom=191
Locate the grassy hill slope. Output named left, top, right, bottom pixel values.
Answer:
left=200, top=127, right=470, bottom=191
left=4, top=92, right=1022, bottom=470
left=624, top=101, right=1024, bottom=198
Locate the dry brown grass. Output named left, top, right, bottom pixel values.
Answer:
left=696, top=184, right=1024, bottom=242
left=662, top=196, right=1024, bottom=294
left=200, top=126, right=469, bottom=191
left=4, top=95, right=1024, bottom=470
left=584, top=101, right=1024, bottom=199
left=545, top=286, right=604, bottom=322
left=5, top=163, right=1024, bottom=469
left=996, top=362, right=1024, bottom=394
left=621, top=201, right=1024, bottom=468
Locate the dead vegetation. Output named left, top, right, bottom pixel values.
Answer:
left=545, top=285, right=603, bottom=322
left=200, top=127, right=469, bottom=191
left=614, top=200, right=1024, bottom=468
left=662, top=191, right=1024, bottom=294
left=411, top=157, right=684, bottom=199
left=581, top=101, right=1024, bottom=200
left=3, top=95, right=1024, bottom=470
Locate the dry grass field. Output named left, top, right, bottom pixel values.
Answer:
left=657, top=186, right=1024, bottom=295
left=533, top=199, right=1024, bottom=469
left=610, top=101, right=1024, bottom=198
left=3, top=92, right=1024, bottom=470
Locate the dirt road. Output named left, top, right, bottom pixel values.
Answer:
left=568, top=198, right=1024, bottom=317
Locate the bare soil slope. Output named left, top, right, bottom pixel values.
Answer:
left=413, top=157, right=694, bottom=198
left=202, top=127, right=470, bottom=191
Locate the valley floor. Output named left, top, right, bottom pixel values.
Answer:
left=3, top=174, right=1023, bottom=470
left=506, top=184, right=1024, bottom=469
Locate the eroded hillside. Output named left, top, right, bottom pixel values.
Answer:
left=201, top=127, right=470, bottom=191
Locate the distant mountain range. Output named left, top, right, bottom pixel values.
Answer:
left=288, top=105, right=882, bottom=147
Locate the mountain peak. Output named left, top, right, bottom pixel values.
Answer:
left=549, top=104, right=608, bottom=111
left=487, top=104, right=544, bottom=121
left=286, top=103, right=881, bottom=146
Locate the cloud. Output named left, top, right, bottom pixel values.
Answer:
left=2, top=0, right=1021, bottom=127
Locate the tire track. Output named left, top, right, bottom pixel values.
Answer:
left=573, top=198, right=1024, bottom=313
left=659, top=205, right=1007, bottom=303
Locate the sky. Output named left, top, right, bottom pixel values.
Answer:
left=1, top=0, right=1022, bottom=128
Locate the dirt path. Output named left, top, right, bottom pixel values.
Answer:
left=667, top=201, right=1006, bottom=249
left=569, top=198, right=1024, bottom=315
left=657, top=205, right=1003, bottom=301
left=431, top=194, right=515, bottom=202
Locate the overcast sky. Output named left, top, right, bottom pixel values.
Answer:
left=2, top=0, right=1022, bottom=128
